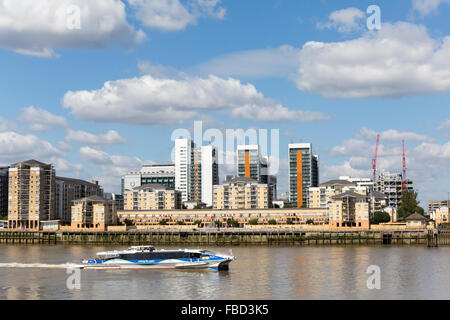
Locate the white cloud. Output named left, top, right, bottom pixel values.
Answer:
left=0, top=0, right=145, bottom=58
left=17, top=106, right=69, bottom=131
left=296, top=22, right=450, bottom=98
left=128, top=0, right=225, bottom=31
left=359, top=127, right=434, bottom=143
left=0, top=117, right=15, bottom=132
left=65, top=129, right=127, bottom=146
left=0, top=131, right=63, bottom=165
left=191, top=45, right=302, bottom=79
left=438, top=119, right=450, bottom=129
left=80, top=146, right=143, bottom=192
left=330, top=139, right=368, bottom=157
left=317, top=7, right=365, bottom=33
left=62, top=74, right=329, bottom=124
left=412, top=0, right=450, bottom=15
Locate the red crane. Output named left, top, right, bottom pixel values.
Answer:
left=372, top=134, right=381, bottom=183
left=402, top=139, right=407, bottom=191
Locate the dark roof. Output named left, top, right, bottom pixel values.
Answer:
left=332, top=190, right=368, bottom=200
left=371, top=191, right=388, bottom=199
left=319, top=179, right=356, bottom=187
left=11, top=159, right=50, bottom=167
left=405, top=213, right=427, bottom=221
left=72, top=195, right=112, bottom=204
left=56, top=176, right=100, bottom=187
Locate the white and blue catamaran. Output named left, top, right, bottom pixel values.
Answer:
left=80, top=246, right=235, bottom=271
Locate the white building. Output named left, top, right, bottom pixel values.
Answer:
left=122, top=164, right=175, bottom=195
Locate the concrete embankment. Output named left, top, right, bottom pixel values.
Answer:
left=1, top=229, right=449, bottom=246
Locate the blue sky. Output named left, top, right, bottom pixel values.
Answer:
left=1, top=0, right=450, bottom=208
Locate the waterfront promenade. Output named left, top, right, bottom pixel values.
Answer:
left=1, top=228, right=449, bottom=246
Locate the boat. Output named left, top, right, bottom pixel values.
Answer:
left=80, top=245, right=236, bottom=271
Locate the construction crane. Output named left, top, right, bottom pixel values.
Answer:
left=372, top=134, right=380, bottom=184
left=402, top=139, right=407, bottom=191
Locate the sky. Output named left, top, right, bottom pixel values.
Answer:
left=1, top=0, right=450, bottom=209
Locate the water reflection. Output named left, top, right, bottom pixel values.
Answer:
left=0, top=244, right=449, bottom=300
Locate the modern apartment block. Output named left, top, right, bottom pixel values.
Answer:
left=124, top=184, right=182, bottom=211
left=174, top=138, right=219, bottom=206
left=0, top=167, right=8, bottom=217
left=428, top=200, right=450, bottom=213
left=376, top=171, right=414, bottom=208
left=121, top=164, right=175, bottom=195
left=328, top=191, right=370, bottom=229
left=213, top=177, right=273, bottom=210
left=71, top=195, right=117, bottom=231
left=55, top=177, right=103, bottom=222
left=104, top=192, right=124, bottom=211
left=288, top=143, right=319, bottom=208
left=8, top=160, right=56, bottom=229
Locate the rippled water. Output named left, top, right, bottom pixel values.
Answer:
left=0, top=244, right=449, bottom=300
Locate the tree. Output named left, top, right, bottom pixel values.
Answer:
left=284, top=203, right=293, bottom=208
left=194, top=220, right=202, bottom=227
left=159, top=219, right=168, bottom=225
left=176, top=221, right=185, bottom=225
left=123, top=219, right=134, bottom=226
left=226, top=219, right=240, bottom=228
left=248, top=218, right=259, bottom=225
left=286, top=219, right=294, bottom=225
left=268, top=219, right=277, bottom=225
left=306, top=219, right=314, bottom=225
left=397, top=191, right=425, bottom=219
left=371, top=211, right=391, bottom=224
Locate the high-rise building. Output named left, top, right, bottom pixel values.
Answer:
left=174, top=138, right=218, bottom=206
left=0, top=167, right=8, bottom=218
left=122, top=164, right=175, bottom=195
left=376, top=171, right=414, bottom=208
left=8, top=160, right=56, bottom=229
left=237, top=145, right=268, bottom=182
left=55, top=177, right=103, bottom=222
left=288, top=143, right=319, bottom=208
left=213, top=177, right=273, bottom=210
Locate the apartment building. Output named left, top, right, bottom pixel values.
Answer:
left=8, top=160, right=56, bottom=229
left=0, top=167, right=8, bottom=217
left=288, top=143, right=319, bottom=208
left=174, top=139, right=219, bottom=206
left=428, top=200, right=450, bottom=214
left=55, top=177, right=103, bottom=222
left=71, top=195, right=117, bottom=231
left=328, top=191, right=370, bottom=229
left=213, top=177, right=273, bottom=210
left=124, top=184, right=182, bottom=211
left=435, top=206, right=449, bottom=226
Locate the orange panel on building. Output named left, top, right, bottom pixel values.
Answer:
left=297, top=151, right=303, bottom=208
left=245, top=152, right=251, bottom=178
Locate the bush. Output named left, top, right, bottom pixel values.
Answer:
left=284, top=203, right=293, bottom=208
left=176, top=221, right=185, bottom=225
left=306, top=219, right=314, bottom=225
left=372, top=211, right=391, bottom=224
left=248, top=218, right=259, bottom=225
left=226, top=219, right=240, bottom=228
left=286, top=219, right=294, bottom=225
left=194, top=220, right=202, bottom=226
left=159, top=219, right=168, bottom=225
left=214, top=221, right=223, bottom=228
left=268, top=219, right=277, bottom=225
left=123, top=219, right=134, bottom=226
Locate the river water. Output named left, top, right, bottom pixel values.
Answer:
left=0, top=244, right=449, bottom=300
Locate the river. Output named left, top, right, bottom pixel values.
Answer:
left=0, top=244, right=449, bottom=300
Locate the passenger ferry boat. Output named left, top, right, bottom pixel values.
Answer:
left=80, top=246, right=236, bottom=271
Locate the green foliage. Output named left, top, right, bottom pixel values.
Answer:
left=214, top=221, right=223, bottom=228
left=176, top=221, right=185, bottom=225
left=194, top=220, right=202, bottom=226
left=248, top=218, right=259, bottom=225
left=371, top=211, right=391, bottom=224
left=284, top=203, right=293, bottom=208
left=268, top=219, right=277, bottom=225
left=159, top=219, right=168, bottom=225
left=398, top=191, right=425, bottom=219
left=286, top=219, right=294, bottom=225
left=0, top=216, right=8, bottom=221
left=306, top=219, right=314, bottom=225
left=123, top=219, right=134, bottom=226
left=226, top=219, right=240, bottom=228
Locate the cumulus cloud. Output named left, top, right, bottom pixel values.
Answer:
left=0, top=0, right=145, bottom=58
left=65, top=129, right=127, bottom=146
left=438, top=119, right=450, bottom=130
left=62, top=74, right=329, bottom=124
left=296, top=22, right=450, bottom=98
left=80, top=146, right=143, bottom=192
left=0, top=131, right=64, bottom=165
left=412, top=0, right=450, bottom=15
left=128, top=0, right=225, bottom=31
left=0, top=117, right=15, bottom=132
left=359, top=127, right=434, bottom=143
left=17, top=106, right=69, bottom=131
left=317, top=7, right=365, bottom=33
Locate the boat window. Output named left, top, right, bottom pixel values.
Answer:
left=190, top=253, right=202, bottom=259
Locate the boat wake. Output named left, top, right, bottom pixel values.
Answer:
left=0, top=262, right=80, bottom=269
